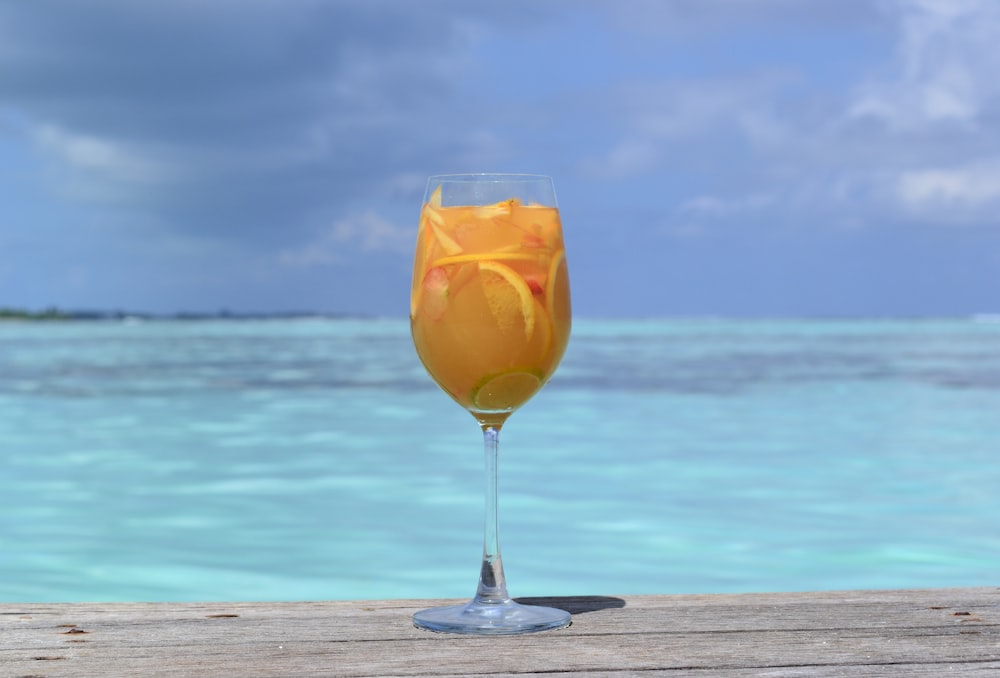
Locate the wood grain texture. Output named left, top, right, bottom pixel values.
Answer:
left=2, top=588, right=998, bottom=677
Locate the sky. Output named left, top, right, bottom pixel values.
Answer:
left=1, top=0, right=999, bottom=318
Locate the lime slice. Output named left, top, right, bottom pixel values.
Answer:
left=472, top=370, right=543, bottom=411
left=478, top=260, right=535, bottom=341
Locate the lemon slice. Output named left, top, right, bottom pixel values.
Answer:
left=432, top=252, right=539, bottom=268
left=428, top=184, right=443, bottom=208
left=473, top=198, right=518, bottom=219
left=422, top=203, right=445, bottom=227
left=422, top=187, right=462, bottom=255
left=429, top=221, right=462, bottom=255
left=472, top=370, right=543, bottom=411
left=478, top=260, right=535, bottom=341
left=545, top=249, right=567, bottom=313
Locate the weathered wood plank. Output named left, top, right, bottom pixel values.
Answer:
left=2, top=588, right=997, bottom=677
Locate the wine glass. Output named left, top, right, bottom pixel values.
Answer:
left=410, top=174, right=572, bottom=634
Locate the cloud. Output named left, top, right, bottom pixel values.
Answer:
left=601, top=0, right=1000, bottom=229
left=832, top=0, right=1000, bottom=223
left=897, top=162, right=1000, bottom=218
left=3, top=0, right=999, bottom=315
left=582, top=139, right=661, bottom=180
left=570, top=0, right=1000, bottom=233
left=580, top=74, right=794, bottom=180
left=607, top=0, right=880, bottom=36
left=680, top=193, right=777, bottom=218
left=849, top=0, right=1000, bottom=129
left=32, top=123, right=165, bottom=184
left=0, top=1, right=552, bottom=242
left=279, top=210, right=412, bottom=268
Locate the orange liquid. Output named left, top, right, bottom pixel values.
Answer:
left=411, top=195, right=571, bottom=426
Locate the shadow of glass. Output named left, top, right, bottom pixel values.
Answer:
left=513, top=595, right=627, bottom=615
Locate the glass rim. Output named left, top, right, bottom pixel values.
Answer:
left=427, top=173, right=553, bottom=183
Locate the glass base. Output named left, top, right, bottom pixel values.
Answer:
left=413, top=599, right=571, bottom=635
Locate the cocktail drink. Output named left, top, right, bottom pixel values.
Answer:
left=410, top=174, right=571, bottom=634
left=411, top=184, right=571, bottom=424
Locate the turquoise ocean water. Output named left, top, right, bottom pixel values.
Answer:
left=1, top=318, right=998, bottom=602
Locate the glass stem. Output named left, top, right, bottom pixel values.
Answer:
left=474, top=425, right=511, bottom=605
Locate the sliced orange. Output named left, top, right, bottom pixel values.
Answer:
left=545, top=249, right=567, bottom=314
left=544, top=249, right=571, bottom=363
left=477, top=260, right=536, bottom=341
left=532, top=296, right=553, bottom=359
left=431, top=251, right=540, bottom=268
left=471, top=369, right=543, bottom=411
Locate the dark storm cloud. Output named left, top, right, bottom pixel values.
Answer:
left=0, top=0, right=557, bottom=240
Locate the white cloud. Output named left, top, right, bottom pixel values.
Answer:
left=580, top=0, right=1000, bottom=232
left=581, top=139, right=660, bottom=180
left=849, top=0, right=1000, bottom=129
left=832, top=0, right=1000, bottom=224
left=279, top=211, right=411, bottom=268
left=662, top=191, right=783, bottom=237
left=607, top=0, right=878, bottom=36
left=580, top=75, right=791, bottom=180
left=680, top=193, right=776, bottom=218
left=680, top=195, right=731, bottom=218
left=897, top=162, right=1000, bottom=217
left=33, top=123, right=163, bottom=182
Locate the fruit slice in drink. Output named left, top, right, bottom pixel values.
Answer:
left=478, top=260, right=536, bottom=342
left=471, top=369, right=544, bottom=412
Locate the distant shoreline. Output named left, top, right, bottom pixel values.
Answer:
left=3, top=307, right=999, bottom=324
left=0, top=307, right=367, bottom=322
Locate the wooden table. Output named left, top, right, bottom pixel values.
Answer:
left=3, top=587, right=998, bottom=676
